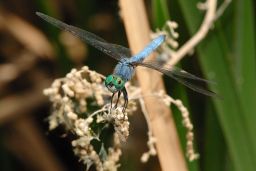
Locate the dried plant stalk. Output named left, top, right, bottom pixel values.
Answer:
left=119, top=0, right=187, bottom=171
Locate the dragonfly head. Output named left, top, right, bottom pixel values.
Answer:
left=105, top=75, right=125, bottom=93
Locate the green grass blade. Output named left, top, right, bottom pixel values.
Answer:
left=177, top=0, right=256, bottom=171
left=233, top=0, right=256, bottom=156
left=152, top=0, right=170, bottom=28
left=203, top=102, right=227, bottom=171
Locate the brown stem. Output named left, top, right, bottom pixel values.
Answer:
left=119, top=0, right=188, bottom=171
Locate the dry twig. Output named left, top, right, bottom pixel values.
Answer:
left=159, top=0, right=231, bottom=66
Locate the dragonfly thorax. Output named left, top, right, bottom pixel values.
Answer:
left=104, top=75, right=125, bottom=93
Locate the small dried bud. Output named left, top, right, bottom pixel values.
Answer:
left=67, top=112, right=78, bottom=120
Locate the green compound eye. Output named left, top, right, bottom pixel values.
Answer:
left=105, top=75, right=114, bottom=86
left=104, top=75, right=125, bottom=93
left=114, top=77, right=125, bottom=90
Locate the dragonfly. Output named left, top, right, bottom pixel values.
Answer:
left=36, top=12, right=216, bottom=112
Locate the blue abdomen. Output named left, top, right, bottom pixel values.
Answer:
left=129, top=35, right=165, bottom=63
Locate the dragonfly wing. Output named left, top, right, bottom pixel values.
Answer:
left=106, top=44, right=131, bottom=58
left=167, top=76, right=217, bottom=97
left=136, top=61, right=215, bottom=84
left=129, top=35, right=165, bottom=63
left=36, top=12, right=131, bottom=60
left=134, top=61, right=217, bottom=97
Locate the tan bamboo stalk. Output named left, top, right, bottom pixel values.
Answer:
left=119, top=0, right=188, bottom=171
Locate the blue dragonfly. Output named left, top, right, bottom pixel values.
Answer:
left=36, top=12, right=216, bottom=112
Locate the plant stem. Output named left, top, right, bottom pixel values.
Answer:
left=119, top=0, right=188, bottom=171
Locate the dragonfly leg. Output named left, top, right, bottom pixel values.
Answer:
left=110, top=92, right=116, bottom=109
left=114, top=91, right=121, bottom=109
left=122, top=87, right=128, bottom=113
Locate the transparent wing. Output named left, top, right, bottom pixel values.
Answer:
left=134, top=60, right=217, bottom=97
left=36, top=12, right=131, bottom=60
left=140, top=61, right=215, bottom=83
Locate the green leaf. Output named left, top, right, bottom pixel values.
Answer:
left=203, top=102, right=227, bottom=171
left=152, top=0, right=170, bottom=28
left=177, top=0, right=256, bottom=171
left=233, top=0, right=256, bottom=155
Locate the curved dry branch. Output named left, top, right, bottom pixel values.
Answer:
left=166, top=0, right=229, bottom=66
